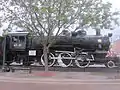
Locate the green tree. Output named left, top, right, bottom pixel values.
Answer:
left=0, top=0, right=120, bottom=71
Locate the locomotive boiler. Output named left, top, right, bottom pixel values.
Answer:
left=2, top=30, right=114, bottom=68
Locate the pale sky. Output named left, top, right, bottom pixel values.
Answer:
left=86, top=0, right=120, bottom=42
left=103, top=0, right=120, bottom=41
left=107, top=0, right=120, bottom=9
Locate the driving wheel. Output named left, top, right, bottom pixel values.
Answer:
left=75, top=54, right=90, bottom=68
left=58, top=52, right=72, bottom=67
left=41, top=53, right=56, bottom=67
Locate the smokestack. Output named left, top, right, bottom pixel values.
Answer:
left=96, top=28, right=101, bottom=36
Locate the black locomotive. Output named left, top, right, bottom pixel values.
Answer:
left=0, top=30, right=116, bottom=68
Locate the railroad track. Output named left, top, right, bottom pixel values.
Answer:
left=3, top=64, right=119, bottom=73
left=31, top=66, right=119, bottom=72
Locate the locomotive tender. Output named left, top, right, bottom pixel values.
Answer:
left=1, top=30, right=115, bottom=68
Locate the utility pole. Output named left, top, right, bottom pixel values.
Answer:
left=2, top=36, right=6, bottom=71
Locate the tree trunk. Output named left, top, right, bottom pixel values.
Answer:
left=43, top=45, right=49, bottom=72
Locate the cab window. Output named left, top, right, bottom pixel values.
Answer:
left=12, top=36, right=25, bottom=43
left=12, top=36, right=18, bottom=42
left=19, top=36, right=25, bottom=42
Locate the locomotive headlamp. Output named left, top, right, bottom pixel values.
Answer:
left=98, top=39, right=102, bottom=43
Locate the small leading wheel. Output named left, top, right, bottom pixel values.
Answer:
left=75, top=54, right=90, bottom=68
left=57, top=52, right=72, bottom=67
left=105, top=60, right=115, bottom=68
left=41, top=53, right=56, bottom=67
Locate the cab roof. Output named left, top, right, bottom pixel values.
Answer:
left=7, top=32, right=29, bottom=36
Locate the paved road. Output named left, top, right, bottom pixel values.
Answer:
left=0, top=78, right=120, bottom=90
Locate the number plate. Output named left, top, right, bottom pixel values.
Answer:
left=29, top=50, right=36, bottom=56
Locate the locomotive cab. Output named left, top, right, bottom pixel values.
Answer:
left=8, top=32, right=29, bottom=51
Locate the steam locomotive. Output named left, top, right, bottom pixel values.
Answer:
left=0, top=30, right=117, bottom=68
